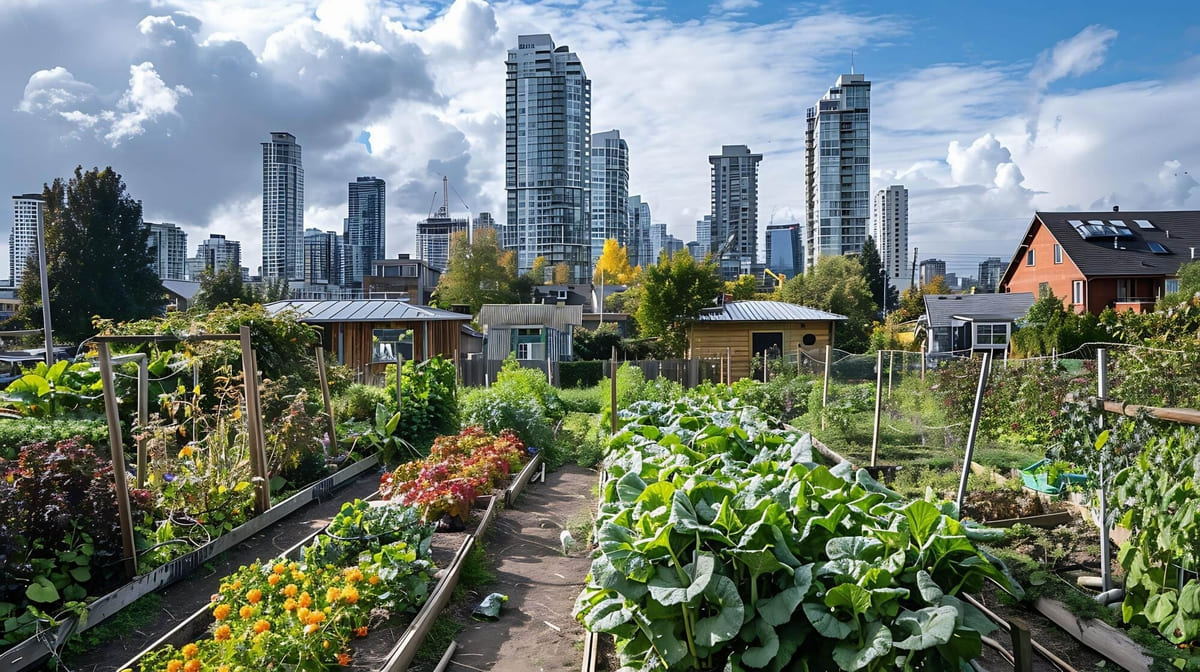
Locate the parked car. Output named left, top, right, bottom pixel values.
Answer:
left=0, top=353, right=49, bottom=386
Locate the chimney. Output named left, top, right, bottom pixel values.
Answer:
left=1112, top=205, right=1119, bottom=212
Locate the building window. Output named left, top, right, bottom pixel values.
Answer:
left=1053, top=244, right=1062, bottom=264
left=975, top=323, right=1008, bottom=346
left=1026, top=250, right=1035, bottom=266
left=1072, top=280, right=1084, bottom=305
left=1166, top=278, right=1180, bottom=295
left=371, top=328, right=413, bottom=363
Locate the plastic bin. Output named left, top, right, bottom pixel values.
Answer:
left=1019, top=459, right=1088, bottom=495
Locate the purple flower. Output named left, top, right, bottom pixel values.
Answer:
left=163, top=472, right=176, bottom=482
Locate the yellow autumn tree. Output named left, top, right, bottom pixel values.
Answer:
left=593, top=239, right=638, bottom=285
left=552, top=262, right=571, bottom=284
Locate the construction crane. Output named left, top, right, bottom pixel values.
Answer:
left=764, top=268, right=787, bottom=287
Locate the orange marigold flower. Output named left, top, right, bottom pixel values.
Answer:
left=297, top=607, right=310, bottom=622
left=368, top=575, right=380, bottom=585
left=283, top=583, right=298, bottom=597
left=215, top=624, right=232, bottom=641
left=326, top=587, right=341, bottom=603
left=342, top=587, right=359, bottom=604
left=213, top=604, right=231, bottom=620
left=184, top=660, right=200, bottom=672
left=182, top=643, right=199, bottom=659
left=306, top=611, right=326, bottom=625
left=343, top=568, right=363, bottom=582
left=298, top=591, right=312, bottom=608
left=166, top=660, right=183, bottom=672
left=283, top=598, right=297, bottom=611
left=232, top=580, right=242, bottom=590
left=338, top=652, right=351, bottom=666
left=253, top=619, right=271, bottom=634
left=303, top=623, right=318, bottom=635
left=246, top=589, right=263, bottom=604
left=239, top=605, right=254, bottom=620
left=218, top=667, right=230, bottom=672
left=268, top=574, right=281, bottom=586
left=178, top=445, right=194, bottom=458
left=273, top=563, right=287, bottom=575
left=355, top=626, right=368, bottom=638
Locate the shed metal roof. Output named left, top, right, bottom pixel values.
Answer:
left=263, top=300, right=470, bottom=323
left=477, top=304, right=584, bottom=332
left=922, top=293, right=1035, bottom=329
left=694, top=300, right=846, bottom=322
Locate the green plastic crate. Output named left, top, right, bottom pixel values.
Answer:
left=1019, top=459, right=1088, bottom=495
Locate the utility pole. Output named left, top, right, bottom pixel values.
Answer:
left=910, top=247, right=919, bottom=290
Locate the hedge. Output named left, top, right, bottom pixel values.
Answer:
left=559, top=361, right=605, bottom=388
left=0, top=417, right=110, bottom=461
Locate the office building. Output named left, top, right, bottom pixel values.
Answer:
left=804, top=74, right=871, bottom=270
left=504, top=33, right=592, bottom=283
left=644, top=222, right=669, bottom=264
left=686, top=240, right=703, bottom=262
left=708, top=144, right=762, bottom=280
left=304, top=228, right=345, bottom=286
left=363, top=255, right=441, bottom=304
left=10, top=194, right=43, bottom=287
left=872, top=185, right=909, bottom=291
left=919, top=258, right=947, bottom=287
left=474, top=211, right=496, bottom=233
left=347, top=176, right=386, bottom=276
left=628, top=195, right=651, bottom=268
left=590, top=130, right=629, bottom=269
left=417, top=177, right=470, bottom=272
left=187, top=234, right=242, bottom=280
left=664, top=235, right=685, bottom=260
left=978, top=257, right=1005, bottom=293
left=145, top=221, right=188, bottom=281
left=262, top=132, right=304, bottom=281
left=765, top=223, right=803, bottom=281
left=695, top=216, right=712, bottom=259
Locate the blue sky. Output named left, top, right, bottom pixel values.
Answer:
left=2, top=0, right=1198, bottom=280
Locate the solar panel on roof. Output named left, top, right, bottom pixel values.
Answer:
left=1135, top=219, right=1155, bottom=229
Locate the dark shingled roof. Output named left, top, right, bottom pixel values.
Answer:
left=922, top=293, right=1035, bottom=329
left=1004, top=211, right=1200, bottom=284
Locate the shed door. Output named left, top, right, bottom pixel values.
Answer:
left=751, top=332, right=784, bottom=377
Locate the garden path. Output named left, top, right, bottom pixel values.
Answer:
left=446, top=465, right=596, bottom=672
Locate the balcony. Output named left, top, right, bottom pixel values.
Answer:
left=1113, top=298, right=1157, bottom=313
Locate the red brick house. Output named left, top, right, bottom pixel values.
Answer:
left=998, top=210, right=1200, bottom=314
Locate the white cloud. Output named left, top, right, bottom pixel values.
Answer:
left=1031, top=24, right=1118, bottom=90
left=16, top=66, right=95, bottom=114
left=103, top=61, right=191, bottom=145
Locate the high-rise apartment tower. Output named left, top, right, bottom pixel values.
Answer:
left=872, top=185, right=909, bottom=291
left=504, top=33, right=592, bottom=283
left=804, top=74, right=870, bottom=270
left=590, top=130, right=629, bottom=269
left=10, top=194, right=43, bottom=287
left=145, top=222, right=188, bottom=281
left=347, top=176, right=386, bottom=278
left=188, top=234, right=242, bottom=281
left=262, top=132, right=304, bottom=281
left=708, top=145, right=762, bottom=280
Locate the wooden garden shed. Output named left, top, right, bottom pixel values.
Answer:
left=264, top=299, right=471, bottom=381
left=688, top=300, right=845, bottom=381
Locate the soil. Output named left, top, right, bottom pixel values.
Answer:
left=973, top=583, right=1109, bottom=672
left=961, top=488, right=1060, bottom=522
left=441, top=465, right=596, bottom=672
left=63, top=469, right=384, bottom=672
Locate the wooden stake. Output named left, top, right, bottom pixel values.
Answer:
left=610, top=347, right=618, bottom=434
left=887, top=350, right=894, bottom=399
left=920, top=343, right=926, bottom=381
left=97, top=342, right=138, bottom=578
left=726, top=346, right=732, bottom=384
left=315, top=346, right=337, bottom=450
left=396, top=353, right=404, bottom=417
left=822, top=344, right=832, bottom=431
left=1010, top=618, right=1033, bottom=672
left=239, top=326, right=271, bottom=514
left=136, top=357, right=148, bottom=489
left=870, top=350, right=884, bottom=468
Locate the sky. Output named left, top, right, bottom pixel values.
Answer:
left=3, top=0, right=1199, bottom=281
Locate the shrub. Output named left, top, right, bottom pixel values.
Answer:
left=559, top=360, right=605, bottom=388
left=460, top=386, right=554, bottom=452
left=558, top=387, right=603, bottom=414
left=0, top=417, right=109, bottom=461
left=384, top=356, right=459, bottom=451
left=333, top=383, right=392, bottom=422
left=730, top=374, right=814, bottom=422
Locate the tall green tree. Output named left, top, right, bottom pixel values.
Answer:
left=725, top=274, right=760, bottom=301
left=432, top=228, right=517, bottom=313
left=780, top=255, right=877, bottom=352
left=858, top=237, right=897, bottom=314
left=895, top=275, right=953, bottom=322
left=193, top=266, right=252, bottom=310
left=636, top=250, right=723, bottom=357
left=15, top=166, right=164, bottom=343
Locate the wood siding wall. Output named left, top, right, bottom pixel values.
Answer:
left=323, top=319, right=466, bottom=380
left=688, top=321, right=835, bottom=381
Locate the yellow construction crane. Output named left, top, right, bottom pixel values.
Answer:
left=764, top=268, right=787, bottom=286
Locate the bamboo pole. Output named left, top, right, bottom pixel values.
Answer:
left=315, top=347, right=337, bottom=450
left=887, top=350, right=894, bottom=399
left=870, top=350, right=884, bottom=468
left=239, top=326, right=271, bottom=514
left=97, top=343, right=138, bottom=578
left=822, top=344, right=832, bottom=431
left=137, top=357, right=149, bottom=489
left=610, top=347, right=618, bottom=434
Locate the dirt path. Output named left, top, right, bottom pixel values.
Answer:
left=447, top=466, right=596, bottom=672
left=65, top=469, right=383, bottom=671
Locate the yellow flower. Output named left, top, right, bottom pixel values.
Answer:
left=213, top=604, right=231, bottom=620
left=296, top=607, right=310, bottom=623
left=343, top=568, right=363, bottom=583
left=298, top=591, right=312, bottom=608
left=326, top=587, right=341, bottom=603
left=253, top=619, right=271, bottom=634
left=368, top=575, right=379, bottom=585
left=282, top=583, right=298, bottom=597
left=303, top=623, right=318, bottom=635
left=239, top=605, right=254, bottom=620
left=246, top=589, right=262, bottom=604
left=182, top=643, right=199, bottom=659
left=232, top=580, right=242, bottom=590
left=166, top=661, right=183, bottom=672
left=184, top=660, right=201, bottom=672
left=179, top=445, right=194, bottom=458
left=342, top=586, right=359, bottom=604
left=283, top=598, right=297, bottom=611
left=273, top=563, right=287, bottom=575
left=267, top=574, right=281, bottom=586
left=214, top=624, right=232, bottom=641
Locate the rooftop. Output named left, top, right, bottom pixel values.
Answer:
left=923, top=293, right=1035, bottom=328
left=263, top=299, right=469, bottom=323
left=695, top=300, right=846, bottom=322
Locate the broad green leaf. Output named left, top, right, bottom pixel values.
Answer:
left=728, top=547, right=786, bottom=581
left=597, top=522, right=654, bottom=582
left=589, top=554, right=649, bottom=602
left=1146, top=592, right=1177, bottom=624
left=802, top=601, right=854, bottom=639
left=585, top=596, right=634, bottom=631
left=825, top=583, right=871, bottom=616
left=670, top=490, right=732, bottom=544
left=903, top=500, right=944, bottom=547
left=643, top=613, right=690, bottom=666
left=616, top=472, right=648, bottom=504
left=26, top=577, right=60, bottom=604
left=634, top=480, right=674, bottom=513
left=68, top=566, right=91, bottom=583
left=694, top=575, right=744, bottom=647
left=741, top=618, right=780, bottom=668
left=833, top=621, right=892, bottom=671
left=825, top=536, right=883, bottom=562
left=916, top=570, right=943, bottom=604
left=758, top=586, right=804, bottom=626
left=647, top=554, right=714, bottom=606
left=893, top=606, right=958, bottom=650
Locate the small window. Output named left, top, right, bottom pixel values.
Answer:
left=975, top=323, right=1008, bottom=346
left=1148, top=242, right=1170, bottom=254
left=1053, top=244, right=1062, bottom=264
left=802, top=333, right=817, bottom=346
left=1072, top=280, right=1084, bottom=305
left=1026, top=250, right=1035, bottom=266
left=1166, top=279, right=1180, bottom=294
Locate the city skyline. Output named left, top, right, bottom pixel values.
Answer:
left=2, top=1, right=1198, bottom=282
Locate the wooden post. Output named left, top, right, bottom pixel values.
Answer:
left=796, top=344, right=802, bottom=376
left=396, top=353, right=404, bottom=417
left=97, top=342, right=138, bottom=578
left=315, top=346, right=337, bottom=451
left=192, top=358, right=200, bottom=443
left=1010, top=618, right=1033, bottom=672
left=718, top=356, right=724, bottom=386
left=887, top=350, right=894, bottom=399
left=726, top=346, right=732, bottom=384
left=239, top=326, right=271, bottom=514
left=137, top=357, right=149, bottom=489
left=453, top=349, right=460, bottom=388
left=822, top=344, right=832, bottom=431
left=610, top=347, right=618, bottom=434
left=870, top=350, right=884, bottom=468
left=955, top=350, right=993, bottom=512
left=761, top=351, right=768, bottom=383
left=920, top=343, right=926, bottom=381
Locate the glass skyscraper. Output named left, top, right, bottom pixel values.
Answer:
left=872, top=185, right=909, bottom=291
left=10, top=194, right=42, bottom=287
left=708, top=145, right=762, bottom=280
left=347, top=176, right=386, bottom=276
left=765, top=223, right=803, bottom=281
left=804, top=74, right=870, bottom=270
left=590, top=129, right=629, bottom=270
left=504, top=33, right=592, bottom=283
left=262, top=132, right=304, bottom=281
